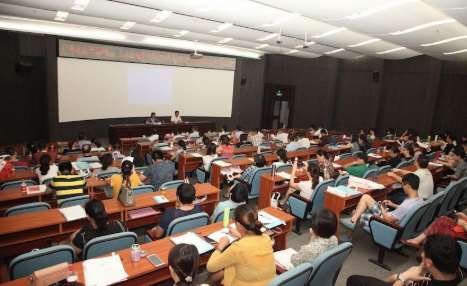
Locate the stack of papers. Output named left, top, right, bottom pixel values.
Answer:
left=258, top=211, right=285, bottom=229
left=214, top=161, right=232, bottom=168
left=59, top=205, right=87, bottom=222
left=72, top=161, right=90, bottom=171
left=189, top=152, right=203, bottom=158
left=128, top=207, right=160, bottom=219
left=84, top=254, right=128, bottom=286
left=348, top=176, right=385, bottom=190
left=26, top=185, right=46, bottom=194
left=153, top=195, right=169, bottom=203
left=89, top=162, right=103, bottom=169
left=170, top=232, right=214, bottom=255
left=274, top=248, right=297, bottom=270
left=207, top=227, right=237, bottom=244
left=78, top=156, right=100, bottom=163
left=327, top=186, right=361, bottom=197
left=221, top=166, right=243, bottom=176
left=276, top=172, right=291, bottom=180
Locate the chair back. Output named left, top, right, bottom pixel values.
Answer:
left=458, top=239, right=467, bottom=269
left=309, top=179, right=336, bottom=212
left=437, top=181, right=460, bottom=217
left=5, top=202, right=51, bottom=216
left=268, top=262, right=313, bottom=286
left=1, top=180, right=36, bottom=190
left=448, top=177, right=467, bottom=211
left=398, top=200, right=431, bottom=241
left=248, top=166, right=273, bottom=199
left=13, top=166, right=30, bottom=171
left=276, top=164, right=293, bottom=173
left=135, top=166, right=148, bottom=173
left=396, top=159, right=413, bottom=169
left=9, top=245, right=75, bottom=279
left=58, top=195, right=90, bottom=208
left=416, top=191, right=445, bottom=232
left=335, top=175, right=349, bottom=187
left=366, top=148, right=377, bottom=155
left=97, top=171, right=120, bottom=179
left=378, top=165, right=392, bottom=174
left=352, top=151, right=363, bottom=157
left=213, top=208, right=236, bottom=223
left=167, top=212, right=210, bottom=236
left=308, top=242, right=353, bottom=286
left=159, top=180, right=184, bottom=191
left=83, top=231, right=137, bottom=260
left=362, top=168, right=379, bottom=181
left=133, top=185, right=155, bottom=195
left=338, top=153, right=352, bottom=160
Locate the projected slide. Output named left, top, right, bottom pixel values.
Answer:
left=57, top=57, right=234, bottom=122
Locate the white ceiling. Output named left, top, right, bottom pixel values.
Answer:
left=0, top=0, right=466, bottom=60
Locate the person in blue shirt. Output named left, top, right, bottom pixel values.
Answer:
left=211, top=181, right=248, bottom=222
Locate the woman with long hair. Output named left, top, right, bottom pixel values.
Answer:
left=35, top=154, right=59, bottom=184
left=169, top=244, right=201, bottom=286
left=109, top=160, right=144, bottom=199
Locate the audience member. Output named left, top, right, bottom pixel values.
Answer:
left=316, top=150, right=336, bottom=179
left=169, top=244, right=201, bottom=286
left=35, top=154, right=58, bottom=184
left=279, top=160, right=321, bottom=205
left=217, top=135, right=234, bottom=159
left=202, top=144, right=218, bottom=171
left=51, top=161, right=86, bottom=200
left=143, top=150, right=176, bottom=190
left=272, top=148, right=290, bottom=168
left=236, top=154, right=266, bottom=183
left=378, top=145, right=402, bottom=168
left=95, top=153, right=120, bottom=176
left=342, top=152, right=375, bottom=178
left=109, top=160, right=143, bottom=199
left=211, top=181, right=248, bottom=221
left=32, top=142, right=57, bottom=164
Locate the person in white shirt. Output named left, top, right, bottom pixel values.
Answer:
left=279, top=160, right=322, bottom=206
left=202, top=144, right=218, bottom=171
left=189, top=127, right=200, bottom=138
left=36, top=154, right=59, bottom=184
left=274, top=130, right=289, bottom=144
left=170, top=110, right=183, bottom=124
left=296, top=131, right=311, bottom=149
left=387, top=154, right=434, bottom=200
left=145, top=112, right=161, bottom=125
left=248, top=130, right=264, bottom=147
left=272, top=148, right=290, bottom=168
left=232, top=126, right=244, bottom=140
left=286, top=134, right=300, bottom=152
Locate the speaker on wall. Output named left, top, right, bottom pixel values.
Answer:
left=372, top=71, right=380, bottom=83
left=240, top=78, right=247, bottom=86
left=15, top=61, right=34, bottom=76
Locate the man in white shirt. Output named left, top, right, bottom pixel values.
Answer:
left=170, top=110, right=183, bottom=124
left=387, top=154, right=434, bottom=200
left=274, top=130, right=289, bottom=144
left=296, top=132, right=311, bottom=149
left=286, top=135, right=300, bottom=152
left=145, top=112, right=161, bottom=125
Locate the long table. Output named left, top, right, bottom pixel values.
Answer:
left=0, top=207, right=294, bottom=286
left=109, top=121, right=216, bottom=145
left=0, top=183, right=219, bottom=261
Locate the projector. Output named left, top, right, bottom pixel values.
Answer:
left=190, top=51, right=204, bottom=59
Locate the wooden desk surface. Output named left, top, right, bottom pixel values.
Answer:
left=0, top=170, right=35, bottom=184
left=0, top=207, right=293, bottom=286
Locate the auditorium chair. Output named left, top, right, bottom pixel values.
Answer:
left=166, top=212, right=210, bottom=236
left=268, top=262, right=314, bottom=286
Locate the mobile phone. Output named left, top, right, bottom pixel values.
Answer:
left=146, top=254, right=164, bottom=267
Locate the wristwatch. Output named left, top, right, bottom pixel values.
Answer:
left=396, top=273, right=407, bottom=284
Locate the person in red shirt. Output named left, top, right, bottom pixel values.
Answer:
left=32, top=142, right=57, bottom=165
left=4, top=147, right=29, bottom=168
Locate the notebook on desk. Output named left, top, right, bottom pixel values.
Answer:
left=274, top=248, right=297, bottom=270
left=258, top=210, right=285, bottom=229
left=170, top=232, right=214, bottom=255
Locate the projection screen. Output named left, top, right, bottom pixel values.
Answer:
left=57, top=57, right=235, bottom=122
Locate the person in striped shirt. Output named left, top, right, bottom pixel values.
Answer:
left=51, top=161, right=86, bottom=200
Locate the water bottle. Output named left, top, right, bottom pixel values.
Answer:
left=131, top=244, right=141, bottom=262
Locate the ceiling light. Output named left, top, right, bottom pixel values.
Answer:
left=173, top=30, right=189, bottom=38
left=257, top=33, right=278, bottom=41
left=120, top=21, right=135, bottom=30
left=255, top=44, right=269, bottom=49
left=348, top=38, right=381, bottom=47
left=210, top=22, right=232, bottom=33
left=313, top=27, right=346, bottom=39
left=218, top=38, right=233, bottom=44
left=443, top=49, right=467, bottom=55
left=390, top=19, right=455, bottom=35
left=150, top=10, right=173, bottom=23
left=71, top=0, right=90, bottom=11
left=54, top=11, right=69, bottom=22
left=376, top=47, right=406, bottom=54
left=345, top=0, right=416, bottom=20
left=324, top=48, right=345, bottom=55
left=262, top=12, right=300, bottom=27
left=285, top=49, right=299, bottom=55
left=295, top=41, right=315, bottom=49
left=421, top=35, right=467, bottom=47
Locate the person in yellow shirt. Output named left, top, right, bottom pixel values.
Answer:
left=206, top=204, right=276, bottom=286
left=109, top=160, right=145, bottom=199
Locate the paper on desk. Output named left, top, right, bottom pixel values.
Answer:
left=327, top=186, right=361, bottom=197
left=428, top=162, right=443, bottom=168
left=26, top=185, right=46, bottom=194
left=276, top=172, right=291, bottom=180
left=207, top=228, right=237, bottom=244
left=214, top=161, right=232, bottom=168
left=78, top=156, right=100, bottom=163
left=258, top=211, right=285, bottom=229
left=159, top=146, right=172, bottom=151
left=59, top=205, right=87, bottom=222
left=84, top=254, right=128, bottom=286
left=332, top=163, right=342, bottom=169
left=368, top=153, right=383, bottom=159
left=274, top=248, right=297, bottom=270
left=72, top=161, right=90, bottom=170
left=170, top=232, right=214, bottom=255
left=153, top=195, right=169, bottom=203
left=190, top=152, right=203, bottom=158
left=348, top=176, right=385, bottom=190
left=89, top=162, right=103, bottom=169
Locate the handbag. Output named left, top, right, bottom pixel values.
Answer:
left=270, top=192, right=281, bottom=208
left=118, top=181, right=135, bottom=207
